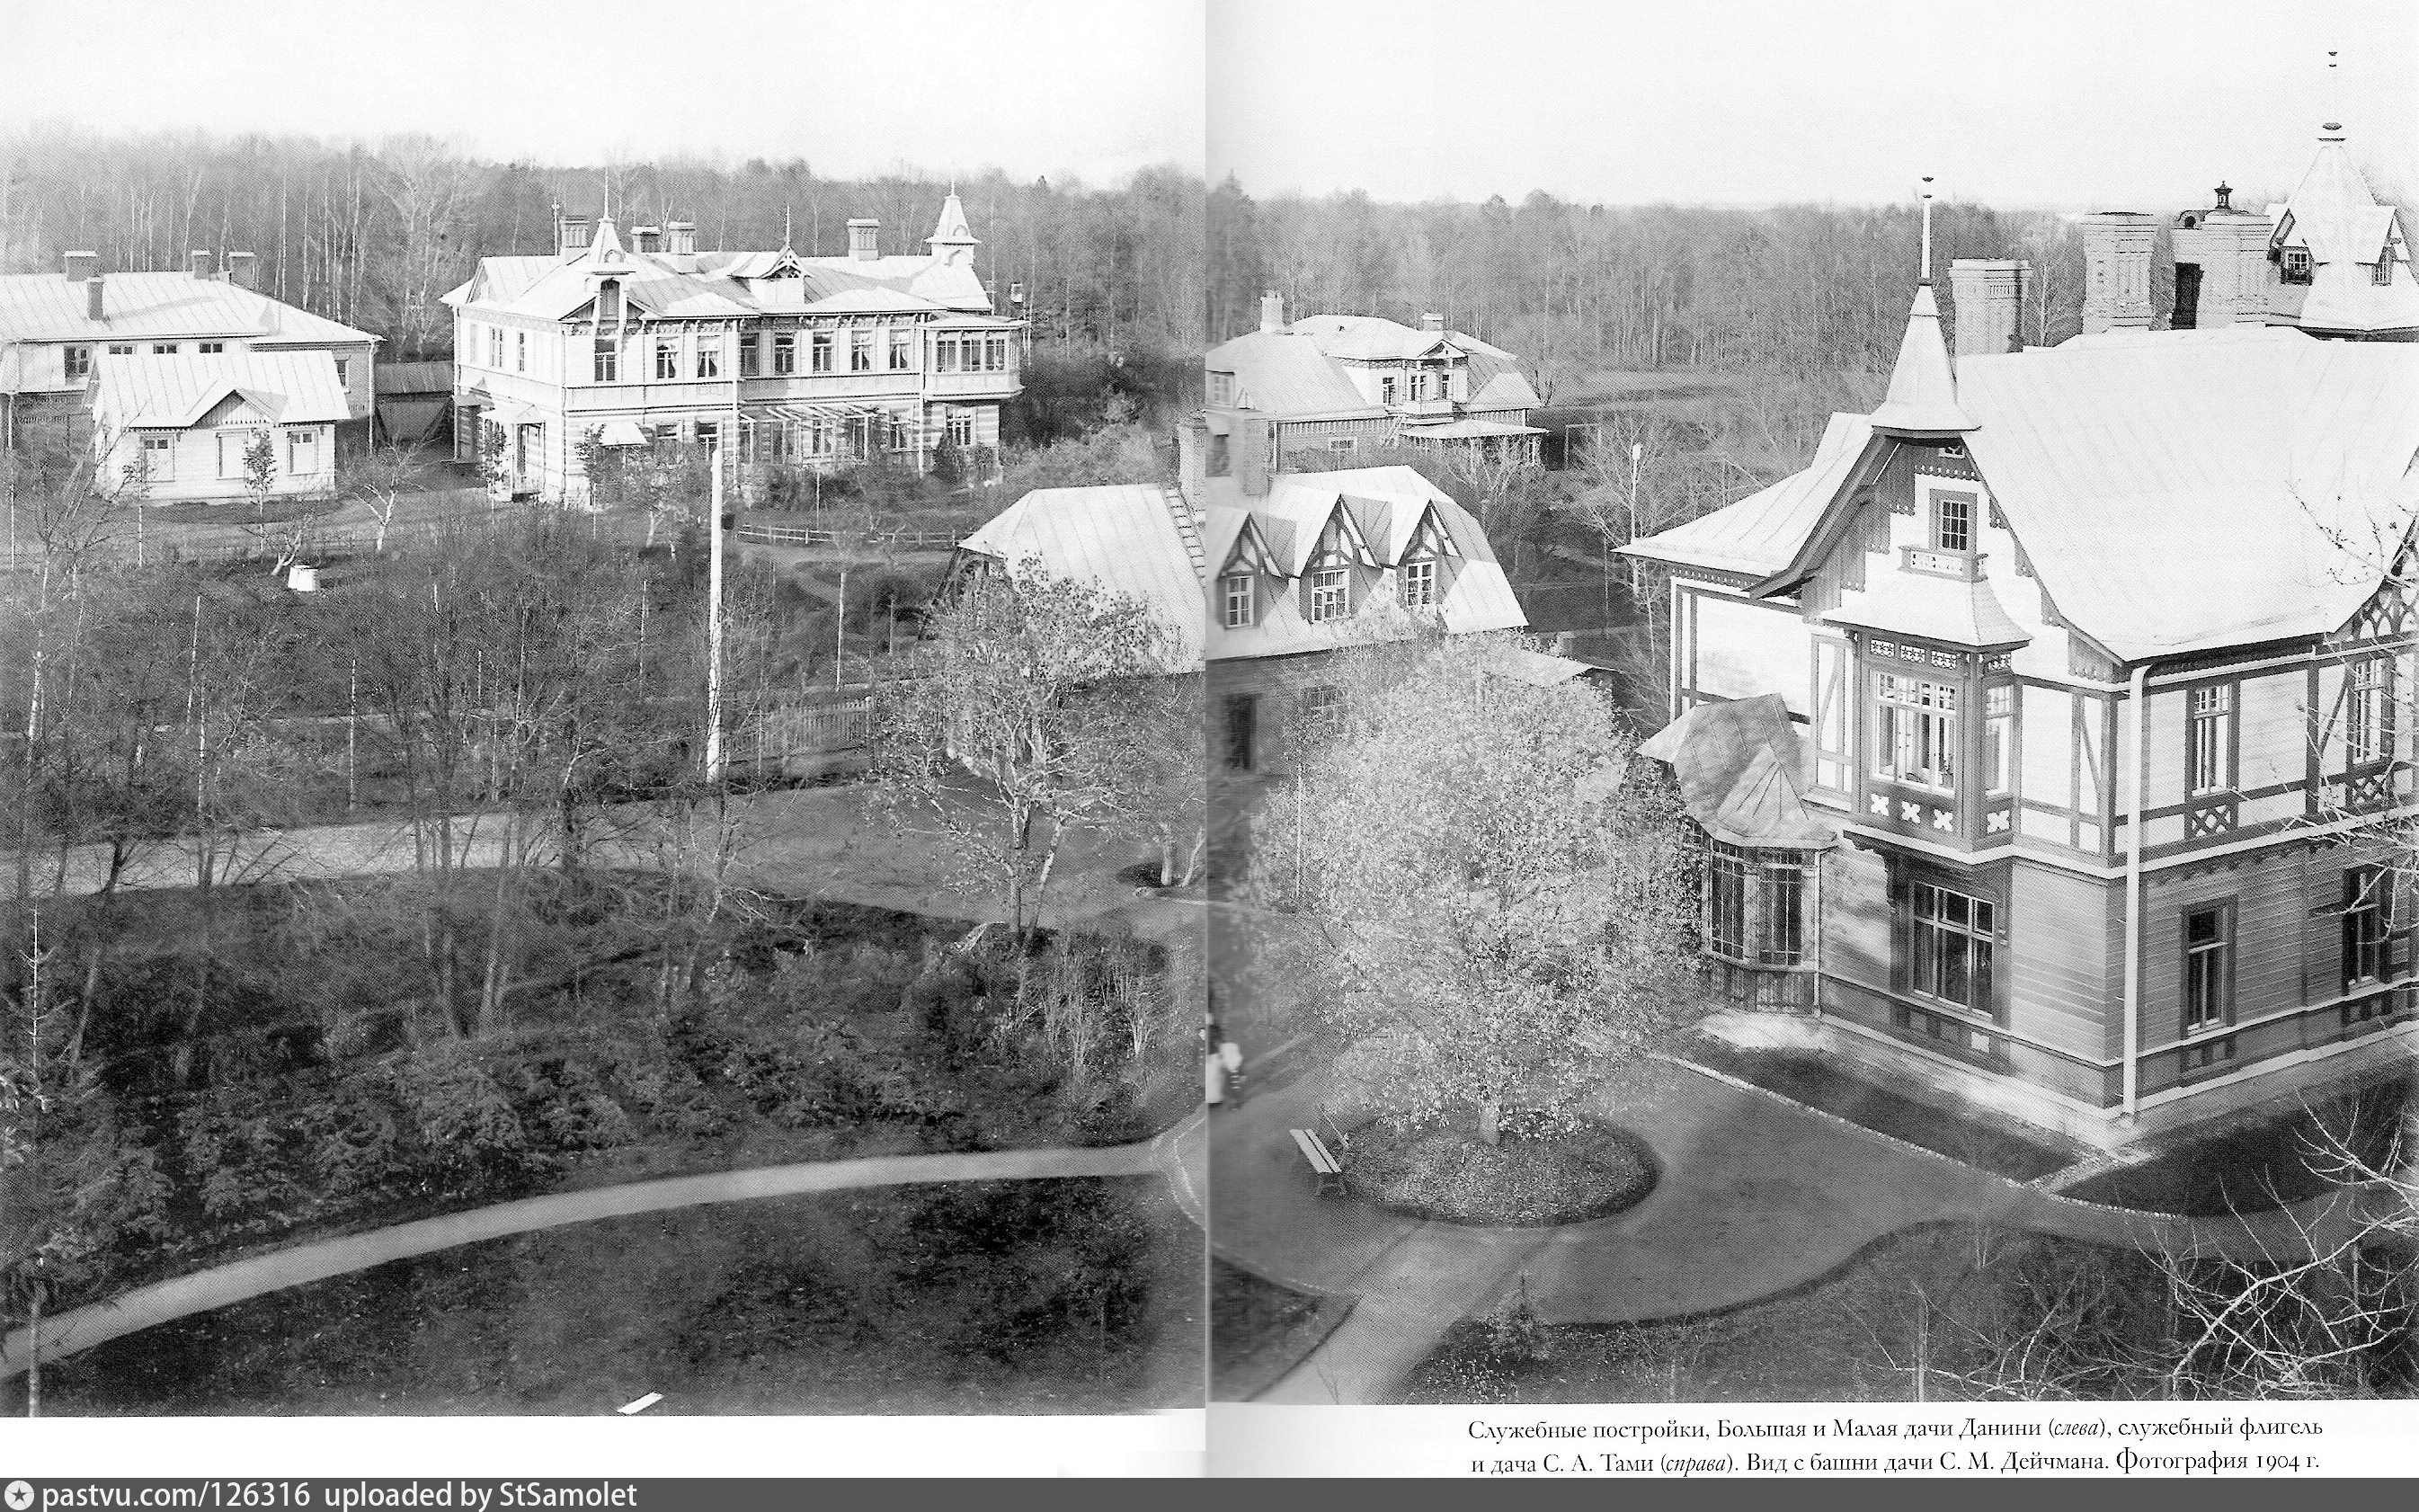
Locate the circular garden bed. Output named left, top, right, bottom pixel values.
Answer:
left=1341, top=1117, right=1659, bottom=1226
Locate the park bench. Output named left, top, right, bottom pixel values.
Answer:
left=1290, top=1127, right=1346, bottom=1196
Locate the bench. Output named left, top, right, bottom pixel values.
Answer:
left=1290, top=1127, right=1346, bottom=1196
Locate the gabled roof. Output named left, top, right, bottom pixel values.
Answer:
left=1205, top=329, right=1385, bottom=420
left=1198, top=467, right=1526, bottom=660
left=0, top=270, right=378, bottom=347
left=1285, top=313, right=1454, bottom=360
left=957, top=485, right=1204, bottom=669
left=1823, top=571, right=2031, bottom=651
left=2266, top=131, right=2419, bottom=334
left=1620, top=412, right=1874, bottom=580
left=1626, top=326, right=2419, bottom=663
left=1638, top=694, right=1838, bottom=851
left=91, top=349, right=350, bottom=430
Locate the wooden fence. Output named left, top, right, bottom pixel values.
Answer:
left=740, top=695, right=876, bottom=772
left=734, top=522, right=965, bottom=551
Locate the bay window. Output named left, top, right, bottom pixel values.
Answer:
left=1875, top=674, right=1957, bottom=793
left=1708, top=844, right=1810, bottom=968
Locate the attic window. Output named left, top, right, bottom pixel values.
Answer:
left=2377, top=256, right=2398, bottom=289
left=1208, top=371, right=1235, bottom=406
left=2281, top=247, right=2313, bottom=285
left=1309, top=568, right=1350, bottom=624
left=1222, top=573, right=1254, bottom=628
left=1937, top=444, right=1965, bottom=459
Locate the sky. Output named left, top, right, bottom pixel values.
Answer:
left=1, top=0, right=2412, bottom=209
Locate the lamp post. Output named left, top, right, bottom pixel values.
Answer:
left=704, top=447, right=726, bottom=784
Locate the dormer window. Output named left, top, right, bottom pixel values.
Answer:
left=1222, top=573, right=1254, bottom=628
left=2377, top=255, right=2398, bottom=289
left=1208, top=370, right=1235, bottom=406
left=2281, top=246, right=2314, bottom=285
left=1309, top=568, right=1350, bottom=623
left=1933, top=492, right=1972, bottom=554
left=599, top=280, right=621, bottom=323
left=1401, top=557, right=1436, bottom=609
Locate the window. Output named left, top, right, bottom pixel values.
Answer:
left=286, top=428, right=319, bottom=475
left=1933, top=490, right=1974, bottom=553
left=885, top=415, right=911, bottom=451
left=2375, top=256, right=2397, bottom=289
left=983, top=337, right=1008, bottom=372
left=1222, top=573, right=1254, bottom=628
left=1911, top=881, right=1995, bottom=1014
left=598, top=280, right=621, bottom=323
left=1223, top=694, right=1258, bottom=771
left=1379, top=375, right=1397, bottom=404
left=813, top=332, right=835, bottom=373
left=217, top=431, right=251, bottom=480
left=1709, top=844, right=1810, bottom=968
left=654, top=341, right=679, bottom=380
left=63, top=346, right=91, bottom=380
left=1296, top=686, right=1345, bottom=748
left=199, top=341, right=226, bottom=356
left=2281, top=246, right=2313, bottom=285
left=773, top=334, right=796, bottom=375
left=2348, top=656, right=2393, bottom=765
left=694, top=421, right=718, bottom=453
left=514, top=332, right=527, bottom=373
left=889, top=328, right=913, bottom=371
left=2343, top=866, right=2391, bottom=989
left=2183, top=903, right=2235, bottom=1032
left=850, top=329, right=874, bottom=372
left=1985, top=684, right=2014, bottom=796
left=695, top=339, right=720, bottom=379
left=488, top=327, right=505, bottom=367
left=946, top=411, right=974, bottom=448
left=739, top=336, right=760, bottom=378
left=1401, top=557, right=1436, bottom=609
left=107, top=343, right=134, bottom=357
left=1309, top=567, right=1349, bottom=623
left=1874, top=674, right=1958, bottom=793
left=2189, top=683, right=2235, bottom=796
left=331, top=355, right=345, bottom=383
left=153, top=343, right=178, bottom=355
left=593, top=339, right=618, bottom=382
left=1206, top=370, right=1233, bottom=405
left=1436, top=369, right=1454, bottom=401
left=138, top=434, right=173, bottom=481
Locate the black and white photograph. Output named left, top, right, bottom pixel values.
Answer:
left=0, top=0, right=2415, bottom=1483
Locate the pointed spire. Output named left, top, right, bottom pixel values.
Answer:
left=1869, top=283, right=1977, bottom=435
left=928, top=191, right=977, bottom=249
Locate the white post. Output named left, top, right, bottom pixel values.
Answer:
left=1919, top=176, right=1935, bottom=282
left=705, top=449, right=726, bottom=784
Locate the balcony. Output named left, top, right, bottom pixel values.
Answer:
left=1899, top=546, right=1987, bottom=582
left=1391, top=396, right=1455, bottom=419
left=927, top=369, right=1020, bottom=398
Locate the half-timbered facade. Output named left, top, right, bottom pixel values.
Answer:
left=442, top=199, right=1020, bottom=502
left=1624, top=273, right=2419, bottom=1146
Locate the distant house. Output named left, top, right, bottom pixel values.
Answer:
left=441, top=199, right=1021, bottom=503
left=955, top=456, right=1536, bottom=776
left=92, top=350, right=348, bottom=503
left=1194, top=295, right=1543, bottom=477
left=0, top=250, right=378, bottom=457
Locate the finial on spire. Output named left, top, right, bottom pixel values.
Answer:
left=783, top=205, right=793, bottom=251
left=1919, top=176, right=1936, bottom=284
left=2325, top=49, right=2343, bottom=137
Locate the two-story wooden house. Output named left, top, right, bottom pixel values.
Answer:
left=0, top=250, right=378, bottom=477
left=1195, top=295, right=1544, bottom=475
left=1623, top=238, right=2419, bottom=1144
left=441, top=198, right=1021, bottom=502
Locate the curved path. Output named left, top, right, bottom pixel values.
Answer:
left=4, top=1126, right=1203, bottom=1381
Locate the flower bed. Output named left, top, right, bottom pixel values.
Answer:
left=1343, top=1118, right=1658, bottom=1227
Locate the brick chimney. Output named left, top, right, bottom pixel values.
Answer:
left=2080, top=213, right=2157, bottom=334
left=1176, top=415, right=1209, bottom=507
left=848, top=219, right=880, bottom=261
left=226, top=252, right=257, bottom=289
left=190, top=249, right=214, bottom=280
left=1259, top=290, right=1285, bottom=333
left=1947, top=259, right=2027, bottom=356
left=86, top=276, right=105, bottom=322
left=558, top=213, right=594, bottom=254
left=633, top=225, right=662, bottom=253
left=666, top=221, right=697, bottom=255
left=2170, top=183, right=2273, bottom=331
left=1420, top=312, right=1445, bottom=332
left=63, top=250, right=97, bottom=283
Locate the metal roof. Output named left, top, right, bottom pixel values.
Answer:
left=0, top=269, right=377, bottom=346
left=1638, top=694, right=1838, bottom=851
left=374, top=361, right=453, bottom=395
left=959, top=485, right=1205, bottom=669
left=1627, top=326, right=2419, bottom=663
left=1205, top=330, right=1385, bottom=420
left=1822, top=571, right=2031, bottom=650
left=91, top=348, right=350, bottom=430
left=1867, top=283, right=1976, bottom=435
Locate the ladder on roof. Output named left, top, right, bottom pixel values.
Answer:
left=1161, top=485, right=1206, bottom=584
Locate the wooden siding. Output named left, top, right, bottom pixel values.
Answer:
left=2010, top=862, right=2117, bottom=1060
left=1820, top=843, right=1894, bottom=992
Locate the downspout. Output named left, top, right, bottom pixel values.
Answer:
left=2121, top=660, right=2150, bottom=1122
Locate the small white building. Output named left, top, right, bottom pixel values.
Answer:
left=92, top=350, right=348, bottom=503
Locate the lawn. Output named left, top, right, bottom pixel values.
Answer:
left=2063, top=1071, right=2415, bottom=1215
left=24, top=876, right=1194, bottom=1314
left=19, top=1178, right=1201, bottom=1416
left=1211, top=1259, right=1349, bottom=1402
left=1677, top=1036, right=2082, bottom=1182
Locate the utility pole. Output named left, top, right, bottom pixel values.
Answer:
left=705, top=447, right=726, bottom=784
